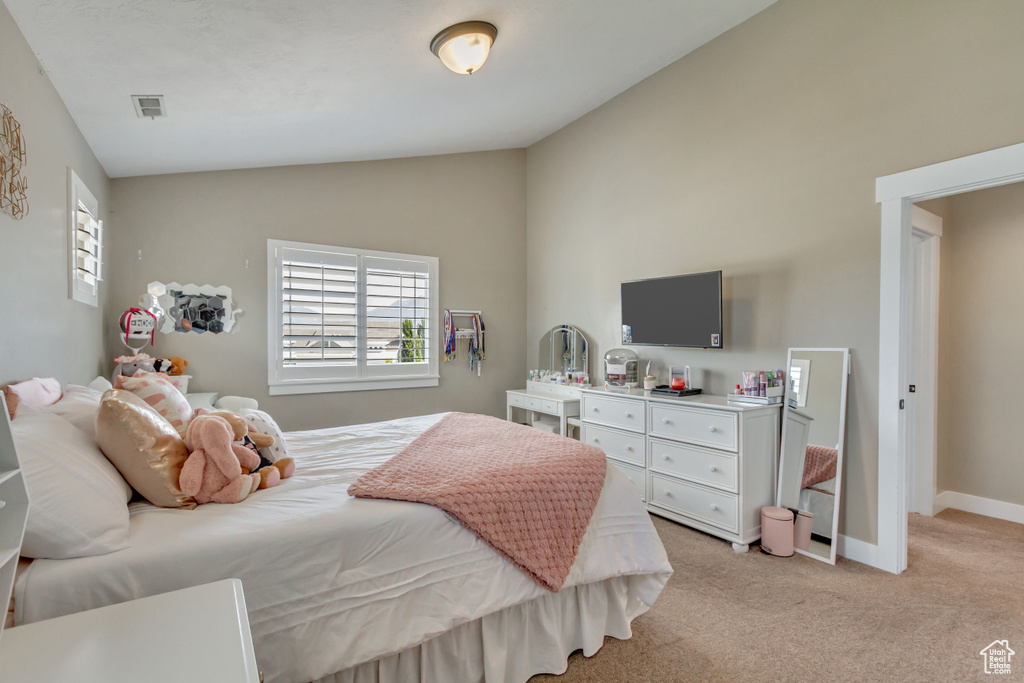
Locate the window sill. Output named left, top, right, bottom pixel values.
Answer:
left=268, top=375, right=439, bottom=396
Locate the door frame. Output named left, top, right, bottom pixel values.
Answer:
left=876, top=141, right=1024, bottom=574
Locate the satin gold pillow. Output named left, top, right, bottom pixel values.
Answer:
left=95, top=390, right=196, bottom=509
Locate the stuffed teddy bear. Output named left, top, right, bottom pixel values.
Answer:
left=167, top=356, right=189, bottom=376
left=194, top=409, right=294, bottom=489
left=179, top=414, right=261, bottom=504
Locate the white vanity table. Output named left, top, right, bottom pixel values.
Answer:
left=580, top=387, right=780, bottom=552
left=506, top=385, right=581, bottom=438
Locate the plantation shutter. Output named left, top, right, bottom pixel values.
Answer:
left=279, top=247, right=358, bottom=373
left=74, top=205, right=103, bottom=290
left=363, top=255, right=431, bottom=374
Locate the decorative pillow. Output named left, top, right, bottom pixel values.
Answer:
left=4, top=377, right=61, bottom=409
left=2, top=387, right=18, bottom=420
left=116, top=370, right=192, bottom=434
left=43, top=384, right=104, bottom=440
left=11, top=408, right=132, bottom=559
left=239, top=408, right=289, bottom=463
left=88, top=376, right=113, bottom=392
left=94, top=390, right=196, bottom=509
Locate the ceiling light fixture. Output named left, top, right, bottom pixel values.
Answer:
left=430, top=21, right=498, bottom=75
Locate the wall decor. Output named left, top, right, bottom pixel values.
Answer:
left=0, top=103, right=29, bottom=219
left=146, top=281, right=242, bottom=334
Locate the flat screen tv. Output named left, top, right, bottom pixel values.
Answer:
left=620, top=270, right=723, bottom=348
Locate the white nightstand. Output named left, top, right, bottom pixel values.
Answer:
left=0, top=579, right=260, bottom=682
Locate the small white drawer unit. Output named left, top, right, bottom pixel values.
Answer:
left=581, top=388, right=779, bottom=552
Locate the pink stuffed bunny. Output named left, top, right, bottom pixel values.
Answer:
left=180, top=414, right=261, bottom=504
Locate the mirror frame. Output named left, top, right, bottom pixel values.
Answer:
left=543, top=324, right=589, bottom=377
left=776, top=347, right=851, bottom=564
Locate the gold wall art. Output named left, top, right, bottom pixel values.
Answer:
left=0, top=104, right=28, bottom=220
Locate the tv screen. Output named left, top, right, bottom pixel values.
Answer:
left=620, top=270, right=723, bottom=348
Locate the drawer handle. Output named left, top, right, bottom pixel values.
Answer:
left=662, top=418, right=671, bottom=425
left=710, top=504, right=719, bottom=512
left=592, top=437, right=600, bottom=444
left=664, top=490, right=673, bottom=497
left=625, top=412, right=633, bottom=418
left=592, top=406, right=599, bottom=412
left=709, top=466, right=718, bottom=473
left=662, top=454, right=670, bottom=461
left=708, top=425, right=717, bottom=433
left=625, top=445, right=633, bottom=451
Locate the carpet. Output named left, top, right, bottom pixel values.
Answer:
left=532, top=509, right=1024, bottom=682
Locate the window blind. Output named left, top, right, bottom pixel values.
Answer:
left=75, top=205, right=102, bottom=288
left=281, top=254, right=358, bottom=368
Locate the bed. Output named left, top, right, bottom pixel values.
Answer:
left=13, top=412, right=672, bottom=682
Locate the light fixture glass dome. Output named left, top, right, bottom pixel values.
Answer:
left=430, top=21, right=498, bottom=75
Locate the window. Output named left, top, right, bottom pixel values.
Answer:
left=267, top=239, right=438, bottom=394
left=68, top=169, right=103, bottom=306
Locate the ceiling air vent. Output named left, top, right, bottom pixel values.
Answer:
left=132, top=95, right=166, bottom=119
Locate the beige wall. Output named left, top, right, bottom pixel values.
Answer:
left=0, top=3, right=110, bottom=385
left=525, top=0, right=1024, bottom=544
left=109, top=151, right=526, bottom=430
left=933, top=183, right=1024, bottom=506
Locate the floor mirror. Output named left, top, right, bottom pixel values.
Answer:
left=776, top=348, right=851, bottom=564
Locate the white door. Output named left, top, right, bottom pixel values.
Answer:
left=906, top=207, right=942, bottom=516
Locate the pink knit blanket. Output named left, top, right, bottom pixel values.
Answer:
left=802, top=444, right=838, bottom=489
left=347, top=413, right=607, bottom=591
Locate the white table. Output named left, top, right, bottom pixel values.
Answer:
left=0, top=579, right=260, bottom=682
left=506, top=388, right=581, bottom=438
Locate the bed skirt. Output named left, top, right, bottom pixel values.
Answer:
left=315, top=574, right=651, bottom=683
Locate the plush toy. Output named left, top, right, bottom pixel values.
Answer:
left=167, top=356, right=189, bottom=376
left=179, top=414, right=261, bottom=504
left=152, top=358, right=175, bottom=374
left=113, top=353, right=156, bottom=379
left=194, top=409, right=294, bottom=489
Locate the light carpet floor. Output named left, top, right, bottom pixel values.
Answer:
left=533, top=509, right=1024, bottom=682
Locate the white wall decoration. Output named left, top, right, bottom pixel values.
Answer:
left=147, top=281, right=242, bottom=334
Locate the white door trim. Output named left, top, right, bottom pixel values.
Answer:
left=876, top=140, right=1024, bottom=574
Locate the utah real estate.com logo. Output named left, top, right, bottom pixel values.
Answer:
left=980, top=640, right=1014, bottom=675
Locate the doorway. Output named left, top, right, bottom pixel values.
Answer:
left=876, top=141, right=1024, bottom=574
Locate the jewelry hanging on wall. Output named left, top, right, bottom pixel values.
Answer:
left=0, top=103, right=29, bottom=220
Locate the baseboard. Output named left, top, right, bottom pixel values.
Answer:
left=837, top=534, right=879, bottom=568
left=934, top=490, right=1024, bottom=525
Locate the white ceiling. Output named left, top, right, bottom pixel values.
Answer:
left=4, top=0, right=774, bottom=178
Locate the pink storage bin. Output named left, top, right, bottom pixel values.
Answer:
left=760, top=506, right=794, bottom=557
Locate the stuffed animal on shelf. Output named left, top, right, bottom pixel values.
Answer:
left=166, top=356, right=189, bottom=376
left=195, top=409, right=295, bottom=489
left=152, top=358, right=175, bottom=374
left=179, top=414, right=261, bottom=504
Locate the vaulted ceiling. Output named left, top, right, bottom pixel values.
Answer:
left=4, top=0, right=774, bottom=177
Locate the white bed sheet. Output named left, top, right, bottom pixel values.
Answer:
left=15, top=413, right=672, bottom=683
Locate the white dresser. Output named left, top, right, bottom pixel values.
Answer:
left=580, top=387, right=780, bottom=552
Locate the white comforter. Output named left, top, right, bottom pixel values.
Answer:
left=15, top=414, right=672, bottom=683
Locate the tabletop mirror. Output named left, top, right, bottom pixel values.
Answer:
left=776, top=348, right=850, bottom=564
left=538, top=325, right=589, bottom=378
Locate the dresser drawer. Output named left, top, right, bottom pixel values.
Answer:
left=608, top=460, right=646, bottom=501
left=582, top=424, right=644, bottom=466
left=507, top=392, right=526, bottom=409
left=648, top=438, right=737, bottom=492
left=524, top=396, right=558, bottom=414
left=648, top=403, right=738, bottom=452
left=582, top=394, right=645, bottom=433
left=649, top=474, right=738, bottom=533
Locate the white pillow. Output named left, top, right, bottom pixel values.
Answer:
left=239, top=408, right=288, bottom=463
left=185, top=392, right=220, bottom=413
left=12, top=409, right=132, bottom=559
left=43, top=385, right=104, bottom=440
left=88, top=376, right=113, bottom=392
